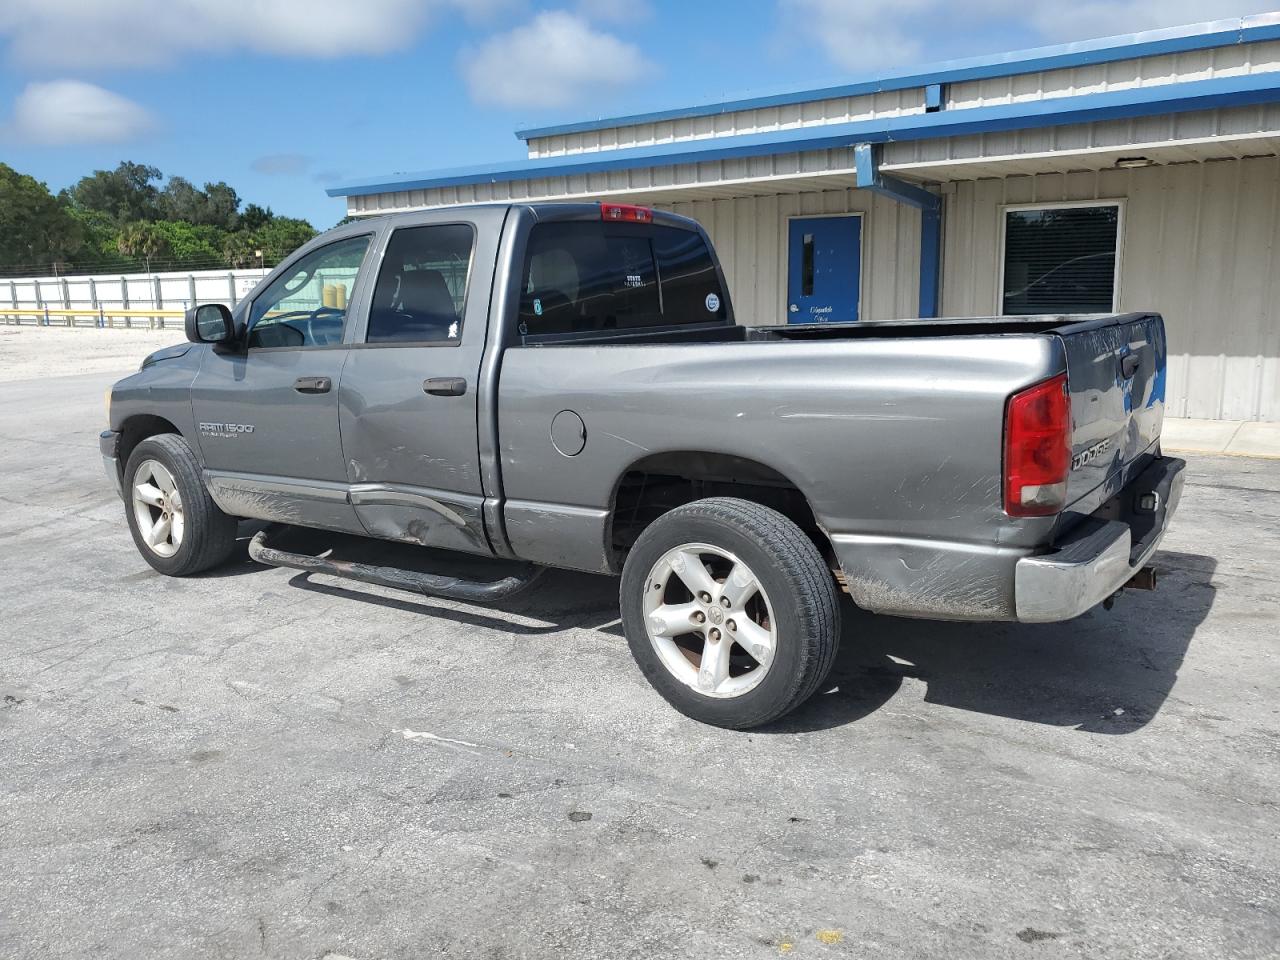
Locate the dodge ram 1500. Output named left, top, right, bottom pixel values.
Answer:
left=102, top=202, right=1184, bottom=728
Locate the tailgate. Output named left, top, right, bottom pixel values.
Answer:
left=1059, top=312, right=1167, bottom=509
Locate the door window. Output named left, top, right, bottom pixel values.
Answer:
left=247, top=235, right=372, bottom=348
left=367, top=224, right=474, bottom=343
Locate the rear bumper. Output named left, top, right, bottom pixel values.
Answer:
left=1014, top=456, right=1186, bottom=622
left=100, top=429, right=123, bottom=499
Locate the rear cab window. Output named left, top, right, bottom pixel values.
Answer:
left=518, top=221, right=728, bottom=340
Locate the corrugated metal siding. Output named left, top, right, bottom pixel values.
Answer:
left=947, top=39, right=1280, bottom=109
left=526, top=91, right=922, bottom=158
left=346, top=148, right=864, bottom=215
left=882, top=103, right=1280, bottom=170
left=659, top=190, right=921, bottom=326
left=941, top=157, right=1280, bottom=420
left=525, top=43, right=1280, bottom=160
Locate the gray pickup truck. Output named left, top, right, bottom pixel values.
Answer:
left=102, top=201, right=1184, bottom=728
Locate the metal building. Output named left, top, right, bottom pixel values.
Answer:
left=329, top=14, right=1280, bottom=421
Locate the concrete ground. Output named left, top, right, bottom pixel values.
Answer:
left=1161, top=417, right=1280, bottom=458
left=1, top=340, right=1278, bottom=960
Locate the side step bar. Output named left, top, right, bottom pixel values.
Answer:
left=248, top=527, right=544, bottom=603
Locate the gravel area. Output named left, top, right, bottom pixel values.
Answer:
left=0, top=324, right=179, bottom=382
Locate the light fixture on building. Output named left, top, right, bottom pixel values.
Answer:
left=1115, top=156, right=1155, bottom=169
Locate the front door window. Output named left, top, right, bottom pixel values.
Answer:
left=247, top=235, right=372, bottom=348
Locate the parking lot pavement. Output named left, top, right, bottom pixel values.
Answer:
left=1, top=368, right=1277, bottom=960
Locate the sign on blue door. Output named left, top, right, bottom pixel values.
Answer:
left=787, top=216, right=861, bottom=323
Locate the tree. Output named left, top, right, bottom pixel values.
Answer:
left=202, top=181, right=241, bottom=231
left=117, top=221, right=172, bottom=272
left=240, top=203, right=274, bottom=231
left=4, top=159, right=315, bottom=274
left=221, top=232, right=261, bottom=269
left=158, top=177, right=241, bottom=230
left=66, top=161, right=162, bottom=226
left=0, top=163, right=84, bottom=275
left=255, top=217, right=317, bottom=260
left=157, top=176, right=206, bottom=224
left=151, top=221, right=225, bottom=267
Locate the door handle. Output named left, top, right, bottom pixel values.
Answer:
left=294, top=376, right=331, bottom=394
left=1120, top=353, right=1141, bottom=379
left=424, top=377, right=467, bottom=397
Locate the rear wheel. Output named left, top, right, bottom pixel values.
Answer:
left=620, top=497, right=839, bottom=729
left=124, top=434, right=237, bottom=576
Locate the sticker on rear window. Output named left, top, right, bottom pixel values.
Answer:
left=705, top=293, right=721, bottom=313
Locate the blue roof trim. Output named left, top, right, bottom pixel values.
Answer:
left=513, top=14, right=1280, bottom=141
left=328, top=71, right=1280, bottom=198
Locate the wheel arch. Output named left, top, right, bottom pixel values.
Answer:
left=118, top=414, right=188, bottom=473
left=606, top=449, right=833, bottom=572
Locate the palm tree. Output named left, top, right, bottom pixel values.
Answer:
left=117, top=222, right=170, bottom=273
left=221, top=232, right=260, bottom=269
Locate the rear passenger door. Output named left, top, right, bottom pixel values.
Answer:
left=337, top=214, right=498, bottom=555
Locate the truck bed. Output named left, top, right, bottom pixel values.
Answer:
left=521, top=314, right=1129, bottom=346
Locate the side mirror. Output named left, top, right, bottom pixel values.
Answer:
left=185, top=303, right=235, bottom=344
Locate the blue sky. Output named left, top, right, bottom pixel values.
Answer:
left=0, top=1, right=1274, bottom=227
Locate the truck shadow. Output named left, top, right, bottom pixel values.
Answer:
left=226, top=525, right=1216, bottom=735
left=775, top=550, right=1218, bottom=735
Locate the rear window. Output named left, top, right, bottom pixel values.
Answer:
left=518, top=221, right=727, bottom=337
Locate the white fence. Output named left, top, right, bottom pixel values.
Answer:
left=2, top=267, right=271, bottom=329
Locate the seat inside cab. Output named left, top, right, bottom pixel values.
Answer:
left=367, top=224, right=473, bottom=343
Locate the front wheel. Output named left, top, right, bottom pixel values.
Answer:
left=619, top=497, right=840, bottom=729
left=123, top=434, right=238, bottom=576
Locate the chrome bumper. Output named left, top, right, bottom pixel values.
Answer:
left=1015, top=457, right=1186, bottom=622
left=100, top=429, right=123, bottom=499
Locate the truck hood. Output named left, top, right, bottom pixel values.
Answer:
left=140, top=342, right=194, bottom=369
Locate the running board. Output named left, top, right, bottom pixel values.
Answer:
left=248, top=527, right=544, bottom=603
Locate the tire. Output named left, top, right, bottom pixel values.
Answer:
left=619, top=497, right=840, bottom=729
left=123, top=433, right=238, bottom=576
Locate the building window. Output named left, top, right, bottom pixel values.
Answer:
left=1001, top=203, right=1121, bottom=315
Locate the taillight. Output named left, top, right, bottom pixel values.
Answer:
left=1003, top=373, right=1070, bottom=517
left=601, top=203, right=652, bottom=223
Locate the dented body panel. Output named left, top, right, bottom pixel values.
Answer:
left=105, top=202, right=1182, bottom=624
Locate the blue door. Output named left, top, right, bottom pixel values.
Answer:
left=787, top=216, right=861, bottom=323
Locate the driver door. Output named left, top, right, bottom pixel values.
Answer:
left=190, top=232, right=376, bottom=532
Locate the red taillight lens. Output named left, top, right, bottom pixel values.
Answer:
left=1003, top=373, right=1070, bottom=517
left=601, top=203, right=652, bottom=223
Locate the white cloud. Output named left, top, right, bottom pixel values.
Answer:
left=0, top=0, right=513, bottom=69
left=780, top=0, right=1276, bottom=72
left=462, top=11, right=653, bottom=108
left=8, top=80, right=153, bottom=145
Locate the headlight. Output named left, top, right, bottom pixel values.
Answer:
left=104, top=387, right=112, bottom=423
